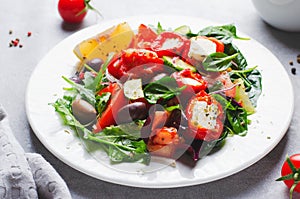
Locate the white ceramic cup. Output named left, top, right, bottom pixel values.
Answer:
left=252, top=0, right=300, bottom=32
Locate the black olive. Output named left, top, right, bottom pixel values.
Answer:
left=165, top=109, right=188, bottom=130
left=72, top=99, right=97, bottom=125
left=85, top=58, right=103, bottom=72
left=69, top=75, right=83, bottom=84
left=116, top=102, right=148, bottom=124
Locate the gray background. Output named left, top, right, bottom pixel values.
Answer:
left=1, top=0, right=300, bottom=198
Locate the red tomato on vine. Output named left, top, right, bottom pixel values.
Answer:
left=58, top=0, right=100, bottom=23
left=277, top=154, right=300, bottom=199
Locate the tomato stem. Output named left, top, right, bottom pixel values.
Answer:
left=294, top=173, right=299, bottom=181
left=290, top=183, right=297, bottom=199
left=277, top=155, right=300, bottom=199
left=75, top=0, right=103, bottom=19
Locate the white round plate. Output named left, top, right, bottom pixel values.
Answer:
left=26, top=15, right=294, bottom=188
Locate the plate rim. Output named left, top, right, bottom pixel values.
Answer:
left=25, top=14, right=295, bottom=188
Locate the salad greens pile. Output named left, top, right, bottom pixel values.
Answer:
left=51, top=22, right=262, bottom=165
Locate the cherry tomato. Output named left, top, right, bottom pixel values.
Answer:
left=58, top=0, right=88, bottom=23
left=93, top=83, right=127, bottom=133
left=151, top=32, right=190, bottom=58
left=277, top=154, right=300, bottom=198
left=185, top=90, right=224, bottom=141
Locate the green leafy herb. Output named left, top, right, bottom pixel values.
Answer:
left=198, top=24, right=249, bottom=44
left=208, top=80, right=224, bottom=93
left=50, top=98, right=91, bottom=137
left=200, top=130, right=229, bottom=157
left=143, top=76, right=186, bottom=104
left=203, top=52, right=239, bottom=72
left=95, top=92, right=111, bottom=116
left=230, top=66, right=262, bottom=106
left=224, top=43, right=248, bottom=70
left=164, top=104, right=180, bottom=112
left=213, top=94, right=249, bottom=136
left=157, top=22, right=165, bottom=34
left=92, top=52, right=114, bottom=93
left=83, top=72, right=96, bottom=90
left=90, top=123, right=149, bottom=164
left=62, top=76, right=96, bottom=105
left=51, top=97, right=150, bottom=164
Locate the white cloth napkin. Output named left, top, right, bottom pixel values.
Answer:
left=0, top=105, right=72, bottom=199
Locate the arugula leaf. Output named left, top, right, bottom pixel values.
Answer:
left=51, top=97, right=150, bottom=164
left=61, top=53, right=114, bottom=106
left=90, top=123, right=150, bottom=164
left=83, top=72, right=96, bottom=90
left=101, top=122, right=144, bottom=139
left=92, top=53, right=114, bottom=93
left=202, top=52, right=239, bottom=72
left=95, top=92, right=111, bottom=116
left=50, top=98, right=91, bottom=137
left=107, top=144, right=150, bottom=164
left=198, top=24, right=249, bottom=44
left=143, top=76, right=186, bottom=104
left=62, top=76, right=96, bottom=105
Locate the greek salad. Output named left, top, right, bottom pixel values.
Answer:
left=51, top=22, right=262, bottom=165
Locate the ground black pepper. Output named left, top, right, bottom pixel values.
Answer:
left=7, top=31, right=32, bottom=48
left=291, top=67, right=296, bottom=75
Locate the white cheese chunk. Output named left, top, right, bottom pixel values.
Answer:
left=188, top=37, right=217, bottom=61
left=181, top=77, right=201, bottom=86
left=191, top=101, right=218, bottom=129
left=124, top=79, right=144, bottom=100
left=161, top=38, right=184, bottom=49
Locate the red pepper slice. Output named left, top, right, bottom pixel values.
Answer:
left=172, top=69, right=207, bottom=94
left=171, top=69, right=208, bottom=108
left=131, top=24, right=158, bottom=49
left=106, top=56, right=125, bottom=79
left=206, top=37, right=224, bottom=53
left=93, top=83, right=127, bottom=133
left=196, top=36, right=224, bottom=53
left=185, top=91, right=224, bottom=141
left=107, top=48, right=164, bottom=80
left=151, top=32, right=190, bottom=58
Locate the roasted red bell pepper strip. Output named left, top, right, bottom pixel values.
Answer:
left=107, top=48, right=164, bottom=80
left=93, top=83, right=127, bottom=133
left=131, top=24, right=158, bottom=49
left=151, top=32, right=190, bottom=58
left=172, top=68, right=207, bottom=94
left=197, top=36, right=224, bottom=53
left=207, top=37, right=225, bottom=53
